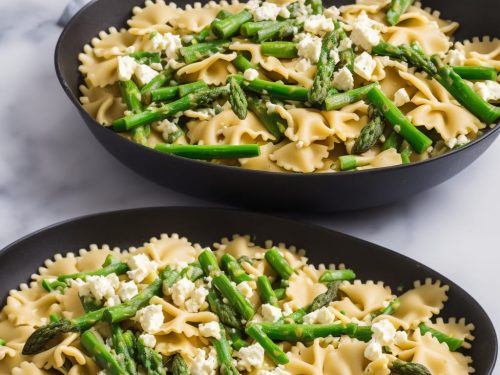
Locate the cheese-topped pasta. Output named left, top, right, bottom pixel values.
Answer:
left=0, top=233, right=475, bottom=374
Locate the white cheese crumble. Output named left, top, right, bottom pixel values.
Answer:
left=332, top=66, right=354, bottom=91
left=354, top=51, right=376, bottom=80
left=339, top=37, right=353, bottom=51
left=135, top=304, right=164, bottom=333
left=371, top=319, right=396, bottom=346
left=279, top=6, right=290, bottom=18
left=236, top=343, right=265, bottom=372
left=349, top=12, right=381, bottom=52
left=127, top=254, right=159, bottom=283
left=295, top=58, right=311, bottom=72
left=265, top=101, right=278, bottom=114
left=252, top=2, right=281, bottom=21
left=446, top=137, right=458, bottom=149
left=323, top=6, right=340, bottom=19
left=237, top=281, right=254, bottom=298
left=302, top=306, right=334, bottom=324
left=139, top=333, right=157, bottom=348
left=474, top=80, right=500, bottom=102
left=79, top=274, right=120, bottom=301
left=244, top=68, right=259, bottom=81
left=457, top=134, right=470, bottom=146
left=261, top=304, right=282, bottom=322
left=282, top=302, right=293, bottom=316
left=304, top=15, right=335, bottom=35
left=329, top=50, right=340, bottom=64
left=171, top=278, right=196, bottom=306
left=393, top=88, right=411, bottom=107
left=445, top=49, right=466, bottom=67
left=191, top=348, right=218, bottom=375
left=198, top=322, right=222, bottom=340
left=117, top=55, right=138, bottom=81
left=185, top=286, right=209, bottom=313
left=394, top=330, right=408, bottom=346
left=104, top=295, right=121, bottom=307
left=296, top=34, right=322, bottom=63
left=364, top=340, right=383, bottom=361
left=151, top=32, right=182, bottom=60
left=119, top=280, right=138, bottom=301
left=394, top=124, right=401, bottom=133
left=134, top=64, right=159, bottom=86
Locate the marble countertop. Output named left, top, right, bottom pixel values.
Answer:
left=1, top=0, right=499, bottom=371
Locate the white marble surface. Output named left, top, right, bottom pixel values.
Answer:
left=1, top=0, right=499, bottom=371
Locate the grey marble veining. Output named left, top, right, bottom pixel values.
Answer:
left=0, top=1, right=499, bottom=371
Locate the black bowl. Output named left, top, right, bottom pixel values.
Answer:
left=55, top=0, right=500, bottom=212
left=0, top=207, right=497, bottom=373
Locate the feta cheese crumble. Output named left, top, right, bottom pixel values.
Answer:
left=371, top=319, right=396, bottom=346
left=295, top=58, right=311, bottom=72
left=139, top=333, right=157, bottom=348
left=244, top=68, right=259, bottom=81
left=261, top=303, right=282, bottom=322
left=353, top=51, right=377, bottom=80
left=191, top=348, right=218, bottom=375
left=127, top=254, right=159, bottom=283
left=251, top=2, right=281, bottom=21
left=302, top=306, right=334, bottom=324
left=296, top=34, right=322, bottom=63
left=136, top=304, right=164, bottom=333
left=393, top=88, right=411, bottom=107
left=474, top=80, right=500, bottom=102
left=349, top=12, right=382, bottom=52
left=198, top=321, right=222, bottom=340
left=332, top=66, right=354, bottom=91
left=364, top=340, right=383, bottom=361
left=171, top=278, right=196, bottom=306
left=185, top=285, right=209, bottom=313
left=237, top=281, right=254, bottom=298
left=394, top=330, right=408, bottom=346
left=445, top=49, right=466, bottom=67
left=323, top=6, right=340, bottom=19
left=151, top=32, right=182, bottom=59
left=236, top=343, right=265, bottom=372
left=134, top=64, right=159, bottom=86
left=79, top=274, right=119, bottom=302
left=119, top=280, right=138, bottom=301
left=117, top=55, right=138, bottom=81
left=339, top=37, right=353, bottom=51
left=304, top=15, right=335, bottom=35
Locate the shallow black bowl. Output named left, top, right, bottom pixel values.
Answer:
left=55, top=0, right=500, bottom=212
left=0, top=207, right=497, bottom=373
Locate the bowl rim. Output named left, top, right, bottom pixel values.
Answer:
left=0, top=206, right=498, bottom=374
left=54, top=0, right=500, bottom=178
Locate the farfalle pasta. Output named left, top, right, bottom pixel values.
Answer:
left=0, top=232, right=476, bottom=374
left=77, top=0, right=499, bottom=173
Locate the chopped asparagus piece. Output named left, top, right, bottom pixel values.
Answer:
left=257, top=276, right=279, bottom=306
left=221, top=253, right=253, bottom=283
left=319, top=269, right=356, bottom=282
left=265, top=248, right=294, bottom=279
left=228, top=76, right=248, bottom=120
left=247, top=96, right=287, bottom=142
left=212, top=274, right=255, bottom=320
left=172, top=353, right=190, bottom=375
left=419, top=323, right=464, bottom=351
left=352, top=105, right=386, bottom=154
left=245, top=324, right=289, bottom=365
left=261, top=41, right=298, bottom=58
left=80, top=330, right=127, bottom=375
left=324, top=83, right=379, bottom=111
left=452, top=66, right=498, bottom=81
left=155, top=144, right=260, bottom=160
left=309, top=30, right=339, bottom=105
left=180, top=41, right=230, bottom=64
left=211, top=10, right=253, bottom=39
left=391, top=359, right=432, bottom=375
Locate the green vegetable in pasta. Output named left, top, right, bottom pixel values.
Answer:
left=371, top=298, right=400, bottom=318
left=49, top=314, right=60, bottom=323
left=191, top=26, right=212, bottom=44
left=172, top=353, right=190, bottom=375
left=180, top=41, right=230, bottom=64
left=228, top=76, right=248, bottom=120
left=112, top=325, right=138, bottom=375
left=305, top=0, right=323, bottom=15
left=247, top=96, right=287, bottom=142
left=240, top=21, right=280, bottom=37
left=234, top=75, right=309, bottom=101
left=386, top=0, right=415, bottom=26
left=221, top=253, right=253, bottom=283
left=211, top=10, right=253, bottom=39
left=0, top=339, right=6, bottom=346
left=212, top=273, right=256, bottom=320
left=391, top=360, right=432, bottom=375
left=119, top=80, right=151, bottom=146
left=140, top=68, right=175, bottom=98
left=199, top=248, right=221, bottom=276
left=366, top=86, right=433, bottom=154
left=274, top=287, right=286, bottom=300
left=226, top=327, right=249, bottom=350
left=352, top=105, right=386, bottom=154
left=148, top=81, right=210, bottom=103
left=382, top=131, right=402, bottom=150
left=207, top=288, right=242, bottom=329
left=245, top=324, right=289, bottom=365
left=256, top=322, right=360, bottom=341
left=80, top=330, right=128, bottom=375
left=257, top=276, right=279, bottom=306
left=80, top=296, right=102, bottom=313
left=419, top=323, right=464, bottom=351
left=400, top=141, right=413, bottom=164
left=137, top=335, right=166, bottom=375
left=41, top=279, right=67, bottom=292
left=324, top=83, right=379, bottom=111
left=155, top=144, right=260, bottom=159
left=178, top=261, right=205, bottom=282
left=264, top=247, right=294, bottom=279
left=261, top=41, right=298, bottom=58
left=245, top=20, right=297, bottom=42
left=319, top=269, right=356, bottom=282
left=310, top=281, right=341, bottom=311
left=128, top=51, right=161, bottom=65
left=452, top=66, right=498, bottom=81
left=338, top=155, right=360, bottom=171
left=211, top=324, right=239, bottom=375
left=232, top=54, right=259, bottom=72
left=178, top=81, right=209, bottom=97
left=309, top=30, right=340, bottom=105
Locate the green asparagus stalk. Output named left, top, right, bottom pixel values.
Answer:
left=41, top=279, right=67, bottom=292
left=191, top=26, right=212, bottom=44
left=179, top=262, right=205, bottom=282
left=400, top=142, right=413, bottom=164
left=352, top=105, right=386, bottom=154
left=452, top=66, right=498, bottom=81
left=256, top=21, right=296, bottom=42
left=245, top=324, right=289, bottom=365
left=49, top=314, right=60, bottom=323
left=274, top=287, right=286, bottom=300
left=211, top=324, right=239, bottom=375
left=177, top=80, right=207, bottom=97
left=310, top=281, right=341, bottom=311
left=391, top=360, right=432, bottom=375
left=180, top=41, right=230, bottom=64
left=172, top=353, right=190, bottom=375
left=257, top=276, right=278, bottom=306
left=261, top=41, right=298, bottom=58
left=371, top=298, right=400, bottom=318
left=228, top=76, right=248, bottom=120
left=419, top=323, right=464, bottom=351
left=305, top=0, right=323, bottom=14
left=211, top=10, right=253, bottom=39
left=247, top=97, right=287, bottom=142
left=155, top=144, right=260, bottom=159
left=213, top=274, right=255, bottom=320
left=113, top=86, right=230, bottom=131
left=80, top=296, right=102, bottom=313
left=319, top=269, right=356, bottom=282
left=119, top=79, right=151, bottom=145
left=265, top=248, right=294, bottom=280
left=221, top=254, right=253, bottom=283
left=80, top=330, right=127, bottom=375
left=129, top=51, right=161, bottom=65
left=140, top=68, right=175, bottom=97
left=207, top=288, right=242, bottom=329
left=234, top=75, right=308, bottom=101
left=240, top=21, right=279, bottom=37
left=216, top=9, right=233, bottom=20
left=137, top=336, right=166, bottom=375
left=226, top=327, right=248, bottom=350
left=324, top=83, right=379, bottom=110
left=112, top=324, right=138, bottom=375
left=123, top=330, right=137, bottom=360
left=199, top=249, right=221, bottom=276
left=386, top=0, right=415, bottom=25
left=0, top=339, right=5, bottom=346
left=366, top=87, right=433, bottom=154
left=232, top=54, right=259, bottom=72
left=338, top=155, right=360, bottom=171
left=309, top=30, right=339, bottom=105
left=382, top=131, right=402, bottom=150
left=257, top=322, right=358, bottom=341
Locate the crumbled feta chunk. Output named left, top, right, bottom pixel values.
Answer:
left=79, top=274, right=119, bottom=301
left=134, top=64, right=159, bottom=86
left=282, top=302, right=293, bottom=316
left=244, top=68, right=259, bottom=81
left=446, top=49, right=466, bottom=66
left=297, top=34, right=322, bottom=63
left=354, top=51, right=377, bottom=80
left=394, top=330, right=408, bottom=346
left=198, top=322, right=222, bottom=339
left=236, top=343, right=265, bottom=371
left=339, top=37, right=353, bottom=51
left=261, top=304, right=282, bottom=322
left=394, top=125, right=401, bottom=133
left=446, top=137, right=458, bottom=149
left=371, top=319, right=396, bottom=346
left=171, top=278, right=196, bottom=306
left=279, top=6, right=290, bottom=18
left=332, top=66, right=354, bottom=91
left=104, top=295, right=121, bottom=307
left=304, top=15, right=335, bottom=35
left=457, top=134, right=470, bottom=146
left=191, top=348, right=218, bottom=375
left=185, top=285, right=209, bottom=313
left=136, top=304, right=164, bottom=333
left=474, top=81, right=500, bottom=102
left=303, top=306, right=334, bottom=324
left=364, top=340, right=383, bottom=361
left=127, top=254, right=159, bottom=283
left=329, top=50, right=340, bottom=64
left=119, top=280, right=138, bottom=301
left=139, top=333, right=157, bottom=348
left=349, top=12, right=381, bottom=52
left=117, top=55, right=138, bottom=81
left=151, top=32, right=182, bottom=59
left=265, top=101, right=278, bottom=114
left=295, top=58, right=311, bottom=72
left=393, top=88, right=411, bottom=107
left=252, top=2, right=281, bottom=21
left=324, top=6, right=340, bottom=19
left=237, top=281, right=253, bottom=298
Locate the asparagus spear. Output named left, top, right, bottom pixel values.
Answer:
left=234, top=75, right=308, bottom=101
left=211, top=324, right=239, bottom=375
left=129, top=51, right=161, bottom=65
left=228, top=76, right=248, bottom=120
left=273, top=287, right=286, bottom=300
left=155, top=144, right=260, bottom=159
left=324, top=83, right=379, bottom=111
left=137, top=336, right=166, bottom=375
left=247, top=97, right=287, bottom=142
left=112, top=324, right=138, bottom=375
left=400, top=142, right=413, bottom=164
left=80, top=296, right=102, bottom=313
left=419, top=323, right=464, bottom=351
left=240, top=21, right=279, bottom=37
left=212, top=274, right=256, bottom=320
left=180, top=41, right=230, bottom=64
left=352, top=105, right=386, bottom=154
left=265, top=248, right=294, bottom=280
left=121, top=79, right=150, bottom=145
left=366, top=87, right=433, bottom=154
left=305, top=0, right=323, bottom=15
left=199, top=248, right=221, bottom=276
left=207, top=288, right=242, bottom=329
left=191, top=26, right=211, bottom=44
left=371, top=298, right=400, bottom=318
left=382, top=131, right=402, bottom=150
left=113, top=86, right=230, bottom=131
left=0, top=339, right=5, bottom=346
left=255, top=20, right=297, bottom=42
left=226, top=327, right=249, bottom=350
left=452, top=66, right=498, bottom=81
left=140, top=68, right=175, bottom=97
left=386, top=0, right=415, bottom=26
left=172, top=353, right=190, bottom=375
left=310, top=281, right=341, bottom=311
left=216, top=9, right=233, bottom=20
left=179, top=262, right=205, bottom=282
left=80, top=330, right=127, bottom=375
left=257, top=322, right=361, bottom=341
left=49, top=314, right=60, bottom=323
left=245, top=324, right=289, bottom=365
left=257, top=276, right=278, bottom=306
left=41, top=279, right=67, bottom=292
left=391, top=360, right=432, bottom=375
left=221, top=254, right=253, bottom=283
left=319, top=269, right=356, bottom=282
left=261, top=42, right=298, bottom=58
left=211, top=10, right=253, bottom=39
left=309, top=30, right=339, bottom=105
left=338, top=155, right=360, bottom=171
left=232, top=54, right=259, bottom=72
